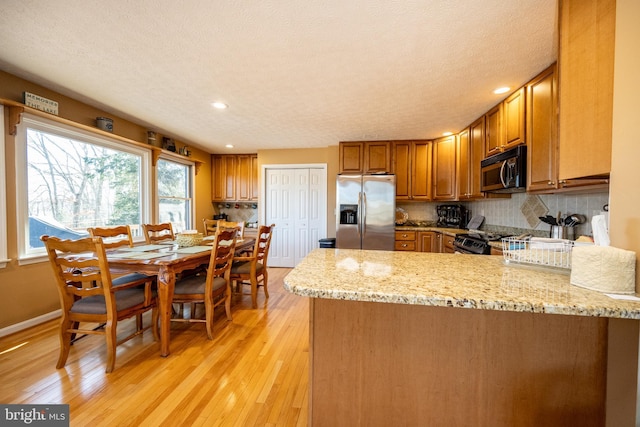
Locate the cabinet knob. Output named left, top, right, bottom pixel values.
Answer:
left=559, top=180, right=567, bottom=185
left=547, top=181, right=555, bottom=185
left=402, top=234, right=408, bottom=238
left=401, top=243, right=408, bottom=247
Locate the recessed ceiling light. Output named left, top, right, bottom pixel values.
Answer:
left=442, top=131, right=453, bottom=136
left=212, top=102, right=228, bottom=109
left=225, top=144, right=234, bottom=148
left=493, top=87, right=510, bottom=95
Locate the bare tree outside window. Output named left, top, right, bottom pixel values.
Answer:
left=26, top=128, right=142, bottom=248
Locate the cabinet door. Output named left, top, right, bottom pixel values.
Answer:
left=503, top=87, right=526, bottom=150
left=432, top=135, right=456, bottom=201
left=212, top=155, right=225, bottom=201
left=418, top=231, right=441, bottom=253
left=456, top=128, right=471, bottom=199
left=392, top=141, right=412, bottom=200
left=364, top=141, right=391, bottom=173
left=212, top=155, right=236, bottom=201
left=527, top=65, right=558, bottom=192
left=250, top=154, right=259, bottom=201
left=222, top=155, right=237, bottom=200
left=558, top=0, right=614, bottom=180
left=236, top=155, right=252, bottom=201
left=485, top=104, right=502, bottom=157
left=468, top=116, right=485, bottom=199
left=412, top=141, right=432, bottom=200
left=339, top=142, right=364, bottom=173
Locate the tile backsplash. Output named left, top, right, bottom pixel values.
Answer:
left=397, top=191, right=610, bottom=238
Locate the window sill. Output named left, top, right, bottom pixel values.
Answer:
left=18, top=253, right=48, bottom=266
left=0, top=258, right=10, bottom=268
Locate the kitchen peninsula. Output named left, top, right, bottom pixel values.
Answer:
left=284, top=248, right=640, bottom=426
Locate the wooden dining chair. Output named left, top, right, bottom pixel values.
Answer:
left=141, top=223, right=174, bottom=243
left=217, top=220, right=245, bottom=239
left=41, top=235, right=158, bottom=373
left=170, top=228, right=237, bottom=339
left=203, top=218, right=218, bottom=236
left=88, top=225, right=156, bottom=329
left=230, top=224, right=275, bottom=309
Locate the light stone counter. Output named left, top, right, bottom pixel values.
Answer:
left=284, top=248, right=640, bottom=319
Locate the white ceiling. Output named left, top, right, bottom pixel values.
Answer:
left=0, top=0, right=557, bottom=154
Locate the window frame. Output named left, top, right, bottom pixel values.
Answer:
left=15, top=113, right=152, bottom=264
left=156, top=155, right=195, bottom=232
left=0, top=105, right=9, bottom=268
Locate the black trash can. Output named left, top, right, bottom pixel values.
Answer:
left=319, top=238, right=336, bottom=248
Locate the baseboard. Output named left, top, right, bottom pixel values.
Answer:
left=0, top=310, right=61, bottom=338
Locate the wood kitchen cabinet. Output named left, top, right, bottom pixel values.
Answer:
left=236, top=154, right=259, bottom=201
left=442, top=234, right=455, bottom=254
left=485, top=88, right=525, bottom=157
left=339, top=141, right=391, bottom=174
left=212, top=153, right=258, bottom=201
left=557, top=0, right=613, bottom=183
left=395, top=231, right=417, bottom=251
left=418, top=231, right=441, bottom=253
left=432, top=135, right=457, bottom=201
left=503, top=87, right=526, bottom=150
left=527, top=65, right=559, bottom=192
left=456, top=118, right=484, bottom=200
left=393, top=140, right=432, bottom=201
left=484, top=104, right=502, bottom=157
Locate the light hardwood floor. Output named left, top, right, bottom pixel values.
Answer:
left=0, top=268, right=310, bottom=426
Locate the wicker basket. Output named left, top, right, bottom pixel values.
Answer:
left=176, top=232, right=204, bottom=247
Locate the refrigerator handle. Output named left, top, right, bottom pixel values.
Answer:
left=357, top=192, right=363, bottom=238
left=361, top=191, right=367, bottom=236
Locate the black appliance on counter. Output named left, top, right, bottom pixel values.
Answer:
left=436, top=205, right=469, bottom=228
left=453, top=233, right=504, bottom=255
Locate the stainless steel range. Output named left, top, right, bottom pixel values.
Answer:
left=453, top=233, right=504, bottom=255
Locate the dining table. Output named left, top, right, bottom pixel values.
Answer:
left=105, top=236, right=255, bottom=356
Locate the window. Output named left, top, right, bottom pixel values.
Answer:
left=157, top=158, right=193, bottom=232
left=16, top=114, right=150, bottom=262
left=0, top=106, right=8, bottom=268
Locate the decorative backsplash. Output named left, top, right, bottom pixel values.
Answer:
left=212, top=202, right=258, bottom=225
left=397, top=190, right=610, bottom=238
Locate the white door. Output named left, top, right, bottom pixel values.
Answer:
left=265, top=166, right=326, bottom=267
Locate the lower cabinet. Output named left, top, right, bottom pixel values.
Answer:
left=418, top=231, right=441, bottom=253
left=442, top=234, right=455, bottom=254
left=395, top=231, right=416, bottom=251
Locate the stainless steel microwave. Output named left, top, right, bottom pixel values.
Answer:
left=481, top=145, right=527, bottom=193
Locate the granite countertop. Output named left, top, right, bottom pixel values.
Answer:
left=284, top=248, right=640, bottom=320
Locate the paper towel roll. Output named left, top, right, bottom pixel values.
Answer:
left=570, top=245, right=636, bottom=294
left=591, top=215, right=610, bottom=246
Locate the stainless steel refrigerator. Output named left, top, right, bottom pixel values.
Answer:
left=336, top=174, right=396, bottom=250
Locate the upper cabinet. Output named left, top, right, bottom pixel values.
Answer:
left=432, top=135, right=457, bottom=201
left=527, top=65, right=559, bottom=192
left=339, top=141, right=391, bottom=174
left=212, top=154, right=258, bottom=202
left=485, top=88, right=526, bottom=157
left=503, top=88, right=526, bottom=150
left=557, top=0, right=614, bottom=182
left=484, top=104, right=502, bottom=157
left=457, top=117, right=485, bottom=200
left=392, top=140, right=432, bottom=201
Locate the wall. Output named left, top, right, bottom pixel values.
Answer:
left=0, top=71, right=214, bottom=331
left=257, top=146, right=339, bottom=237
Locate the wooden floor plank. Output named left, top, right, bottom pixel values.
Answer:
left=0, top=268, right=309, bottom=426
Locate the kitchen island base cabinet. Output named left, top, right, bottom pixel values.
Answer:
left=309, top=298, right=606, bottom=426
